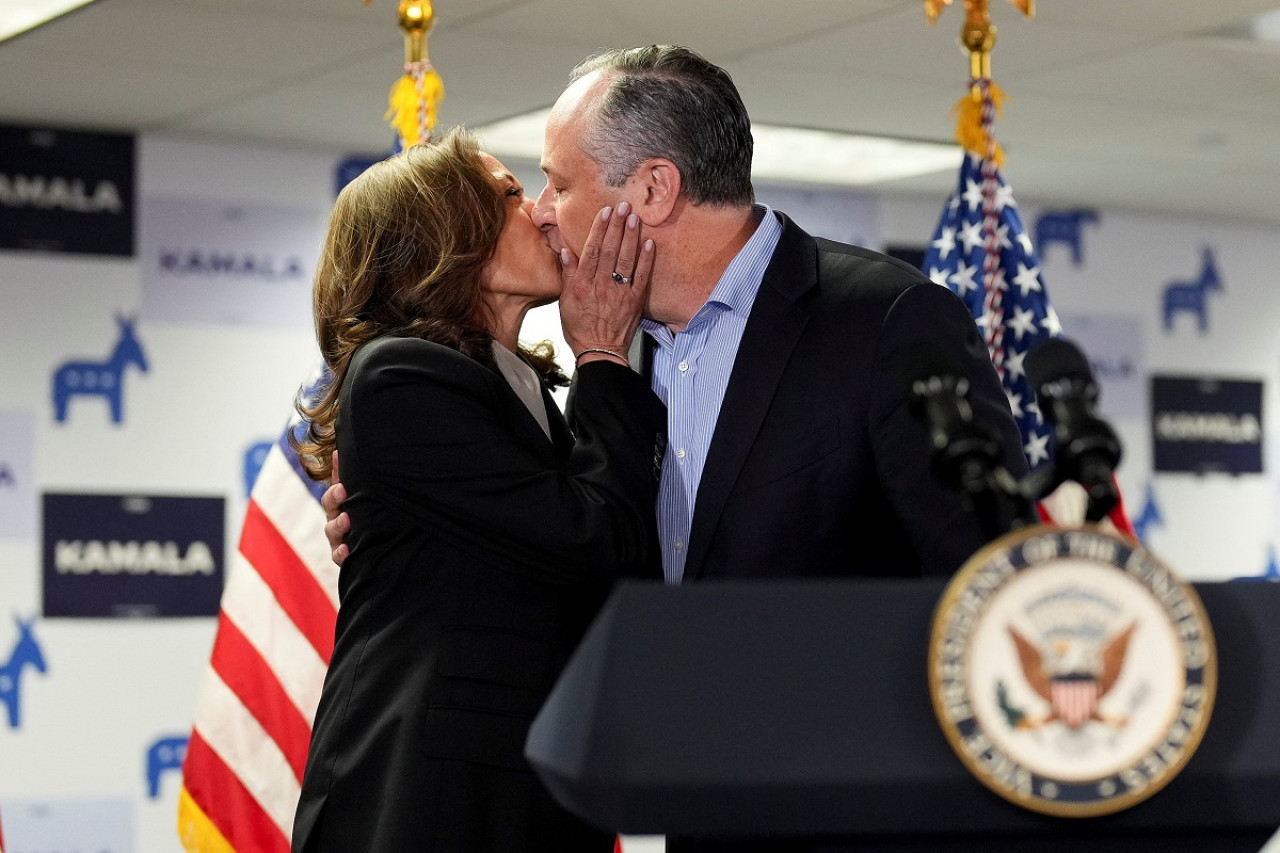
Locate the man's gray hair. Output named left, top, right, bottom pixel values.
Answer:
left=569, top=45, right=754, bottom=207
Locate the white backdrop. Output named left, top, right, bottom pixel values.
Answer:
left=0, top=133, right=1277, bottom=852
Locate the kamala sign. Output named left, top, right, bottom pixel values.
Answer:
left=43, top=493, right=225, bottom=618
left=140, top=196, right=324, bottom=328
left=1151, top=375, right=1262, bottom=475
left=0, top=123, right=135, bottom=256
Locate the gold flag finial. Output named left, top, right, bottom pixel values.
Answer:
left=398, top=0, right=434, bottom=64
left=924, top=0, right=1033, bottom=77
left=926, top=0, right=1034, bottom=165
left=367, top=0, right=446, bottom=148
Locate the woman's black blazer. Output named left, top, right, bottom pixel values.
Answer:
left=292, top=337, right=665, bottom=852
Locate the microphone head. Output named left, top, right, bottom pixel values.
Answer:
left=1025, top=337, right=1094, bottom=391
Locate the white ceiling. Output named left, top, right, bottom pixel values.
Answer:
left=2, top=0, right=1279, bottom=225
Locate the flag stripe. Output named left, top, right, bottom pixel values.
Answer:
left=182, top=732, right=291, bottom=853
left=240, top=499, right=336, bottom=663
left=254, top=447, right=340, bottom=610
left=210, top=611, right=312, bottom=782
left=192, top=669, right=301, bottom=840
left=181, top=369, right=338, bottom=851
left=219, top=549, right=328, bottom=727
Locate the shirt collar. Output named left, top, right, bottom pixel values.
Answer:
left=642, top=204, right=781, bottom=339
left=703, top=203, right=781, bottom=315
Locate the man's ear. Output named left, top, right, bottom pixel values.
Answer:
left=632, top=158, right=680, bottom=226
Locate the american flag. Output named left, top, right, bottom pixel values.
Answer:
left=924, top=150, right=1061, bottom=473
left=923, top=149, right=1133, bottom=532
left=178, top=368, right=338, bottom=852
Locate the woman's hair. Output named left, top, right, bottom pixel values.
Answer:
left=292, top=127, right=567, bottom=481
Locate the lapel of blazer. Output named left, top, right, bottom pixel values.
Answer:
left=482, top=356, right=567, bottom=463
left=682, top=212, right=816, bottom=581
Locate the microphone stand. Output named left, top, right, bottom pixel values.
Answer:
left=910, top=374, right=1036, bottom=542
left=1025, top=340, right=1124, bottom=523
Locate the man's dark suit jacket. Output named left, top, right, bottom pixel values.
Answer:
left=291, top=339, right=665, bottom=853
left=676, top=211, right=1028, bottom=584
left=665, top=212, right=1030, bottom=853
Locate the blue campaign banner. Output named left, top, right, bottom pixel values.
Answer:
left=0, top=123, right=135, bottom=256
left=1151, top=375, right=1263, bottom=475
left=42, top=493, right=225, bottom=618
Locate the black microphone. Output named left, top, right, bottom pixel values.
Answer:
left=1025, top=337, right=1122, bottom=522
left=903, top=344, right=1028, bottom=540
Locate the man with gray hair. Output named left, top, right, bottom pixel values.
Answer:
left=533, top=45, right=1027, bottom=591
left=533, top=46, right=1029, bottom=851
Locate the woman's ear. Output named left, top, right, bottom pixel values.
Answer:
left=632, top=158, right=681, bottom=226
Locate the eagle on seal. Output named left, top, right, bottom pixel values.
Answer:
left=1008, top=622, right=1136, bottom=729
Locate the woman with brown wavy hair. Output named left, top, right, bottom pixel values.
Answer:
left=289, top=128, right=664, bottom=852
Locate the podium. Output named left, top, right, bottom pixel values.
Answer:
left=526, top=579, right=1280, bottom=851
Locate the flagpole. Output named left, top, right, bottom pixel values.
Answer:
left=924, top=0, right=1032, bottom=372
left=921, top=0, right=1136, bottom=534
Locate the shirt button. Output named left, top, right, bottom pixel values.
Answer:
left=673, top=538, right=684, bottom=551
left=678, top=360, right=690, bottom=373
left=675, top=447, right=686, bottom=459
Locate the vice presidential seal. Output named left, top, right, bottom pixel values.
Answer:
left=928, top=525, right=1216, bottom=817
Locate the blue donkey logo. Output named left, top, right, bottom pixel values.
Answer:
left=53, top=315, right=149, bottom=423
left=1034, top=209, right=1098, bottom=267
left=1132, top=482, right=1164, bottom=545
left=146, top=734, right=190, bottom=798
left=1162, top=248, right=1222, bottom=334
left=1234, top=546, right=1280, bottom=583
left=0, top=615, right=48, bottom=728
left=1263, top=547, right=1280, bottom=581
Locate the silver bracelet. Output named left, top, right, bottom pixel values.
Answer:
left=575, top=347, right=629, bottom=368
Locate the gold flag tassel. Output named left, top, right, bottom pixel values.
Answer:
left=951, top=79, right=1007, bottom=168
left=926, top=0, right=1034, bottom=167
left=385, top=1, right=445, bottom=148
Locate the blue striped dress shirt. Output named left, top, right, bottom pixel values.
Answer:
left=641, top=205, right=783, bottom=584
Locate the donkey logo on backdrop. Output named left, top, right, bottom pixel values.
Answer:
left=1162, top=248, right=1222, bottom=335
left=243, top=439, right=274, bottom=497
left=1235, top=546, right=1280, bottom=583
left=1262, top=547, right=1280, bottom=581
left=145, top=734, right=190, bottom=798
left=52, top=314, right=149, bottom=424
left=0, top=462, right=14, bottom=489
left=0, top=615, right=48, bottom=729
left=1034, top=209, right=1098, bottom=267
left=1132, top=482, right=1164, bottom=545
